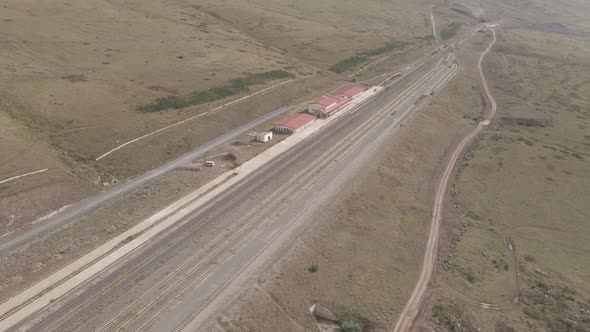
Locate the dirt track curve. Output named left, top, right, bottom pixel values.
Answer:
left=392, top=27, right=497, bottom=332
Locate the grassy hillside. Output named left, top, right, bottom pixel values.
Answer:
left=0, top=0, right=439, bottom=234
left=425, top=0, right=590, bottom=331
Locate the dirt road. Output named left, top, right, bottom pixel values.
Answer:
left=392, top=27, right=497, bottom=332
left=430, top=5, right=439, bottom=44
left=0, top=169, right=47, bottom=185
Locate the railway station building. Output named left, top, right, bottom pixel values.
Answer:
left=333, top=85, right=364, bottom=99
left=273, top=113, right=316, bottom=134
left=307, top=96, right=341, bottom=114
left=308, top=96, right=350, bottom=118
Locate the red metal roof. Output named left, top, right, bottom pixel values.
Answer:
left=275, top=113, right=315, bottom=129
left=309, top=95, right=341, bottom=107
left=333, top=85, right=364, bottom=98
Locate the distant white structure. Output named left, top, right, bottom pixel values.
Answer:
left=256, top=132, right=273, bottom=143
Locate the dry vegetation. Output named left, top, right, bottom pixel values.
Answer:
left=201, top=31, right=491, bottom=331
left=423, top=0, right=590, bottom=331
left=0, top=117, right=292, bottom=301
left=194, top=0, right=436, bottom=69
left=0, top=0, right=436, bottom=232
left=2, top=0, right=589, bottom=331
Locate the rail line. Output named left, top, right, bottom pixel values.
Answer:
left=1, top=42, right=456, bottom=330
left=15, top=58, right=457, bottom=331
left=174, top=73, right=457, bottom=332
left=44, top=61, right=450, bottom=332
left=122, top=66, right=457, bottom=331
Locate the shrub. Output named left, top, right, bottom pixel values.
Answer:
left=138, top=70, right=293, bottom=112
left=137, top=96, right=190, bottom=112
left=329, top=41, right=410, bottom=74
left=495, top=321, right=517, bottom=332
left=308, top=263, right=318, bottom=273
left=62, top=74, right=87, bottom=82
left=339, top=320, right=361, bottom=332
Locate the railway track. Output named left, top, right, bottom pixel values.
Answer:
left=3, top=51, right=457, bottom=331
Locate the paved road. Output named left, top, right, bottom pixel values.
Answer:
left=3, top=50, right=458, bottom=331
left=0, top=105, right=294, bottom=256
left=392, top=27, right=497, bottom=332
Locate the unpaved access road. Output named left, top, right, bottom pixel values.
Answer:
left=1, top=50, right=458, bottom=331
left=392, top=27, right=497, bottom=332
left=0, top=169, right=48, bottom=185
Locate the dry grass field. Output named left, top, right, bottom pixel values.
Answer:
left=195, top=0, right=436, bottom=69
left=421, top=0, right=590, bottom=331
left=0, top=133, right=283, bottom=301
left=3, top=0, right=589, bottom=330
left=0, top=0, right=438, bottom=231
left=0, top=107, right=92, bottom=234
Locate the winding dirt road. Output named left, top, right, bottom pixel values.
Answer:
left=393, top=27, right=497, bottom=332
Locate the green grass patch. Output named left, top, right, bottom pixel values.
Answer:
left=138, top=70, right=294, bottom=112
left=329, top=41, right=410, bottom=74
left=62, top=74, right=87, bottom=82
left=440, top=22, right=461, bottom=40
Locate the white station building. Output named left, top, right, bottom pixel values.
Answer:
left=256, top=131, right=273, bottom=143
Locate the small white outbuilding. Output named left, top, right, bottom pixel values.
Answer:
left=256, top=131, right=273, bottom=143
